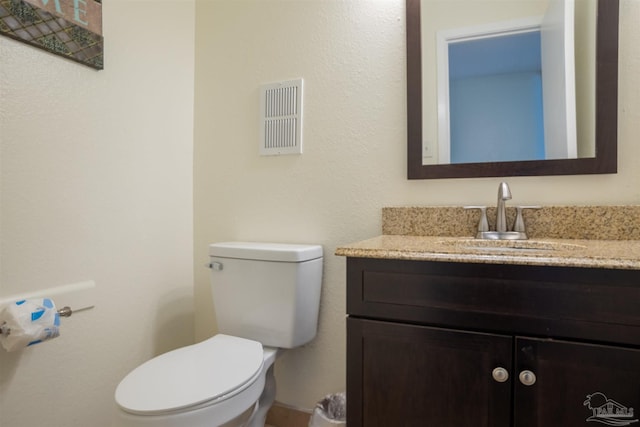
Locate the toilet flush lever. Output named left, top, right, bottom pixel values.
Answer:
left=207, top=262, right=224, bottom=271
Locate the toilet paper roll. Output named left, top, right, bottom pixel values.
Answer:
left=0, top=298, right=60, bottom=352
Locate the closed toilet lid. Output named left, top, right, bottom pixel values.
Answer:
left=115, top=334, right=264, bottom=415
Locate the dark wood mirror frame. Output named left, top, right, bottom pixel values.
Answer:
left=407, top=0, right=619, bottom=180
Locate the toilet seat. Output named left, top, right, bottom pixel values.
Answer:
left=115, top=334, right=264, bottom=416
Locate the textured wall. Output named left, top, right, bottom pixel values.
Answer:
left=0, top=1, right=195, bottom=426
left=194, top=0, right=640, bottom=410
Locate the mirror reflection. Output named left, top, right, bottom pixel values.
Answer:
left=420, top=0, right=597, bottom=165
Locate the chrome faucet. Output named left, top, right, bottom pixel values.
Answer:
left=465, top=182, right=540, bottom=240
left=496, top=182, right=512, bottom=233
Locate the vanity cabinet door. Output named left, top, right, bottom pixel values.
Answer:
left=513, top=337, right=640, bottom=427
left=347, top=317, right=512, bottom=427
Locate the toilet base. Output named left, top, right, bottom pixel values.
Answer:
left=246, top=347, right=280, bottom=427
left=219, top=405, right=255, bottom=427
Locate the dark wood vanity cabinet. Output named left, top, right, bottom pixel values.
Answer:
left=346, top=257, right=640, bottom=427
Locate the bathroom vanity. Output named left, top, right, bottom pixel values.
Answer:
left=337, top=208, right=640, bottom=427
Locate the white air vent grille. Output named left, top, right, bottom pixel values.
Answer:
left=260, top=79, right=303, bottom=155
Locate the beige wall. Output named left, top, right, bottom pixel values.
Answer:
left=0, top=1, right=195, bottom=426
left=194, top=0, right=640, bottom=410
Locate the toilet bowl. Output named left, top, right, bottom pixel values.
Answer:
left=114, top=242, right=323, bottom=427
left=115, top=335, right=280, bottom=427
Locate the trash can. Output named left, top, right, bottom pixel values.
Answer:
left=308, top=392, right=346, bottom=427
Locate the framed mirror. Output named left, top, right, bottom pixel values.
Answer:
left=407, top=0, right=618, bottom=179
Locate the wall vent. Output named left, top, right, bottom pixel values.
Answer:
left=260, top=79, right=303, bottom=155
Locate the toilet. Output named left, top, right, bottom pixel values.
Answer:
left=114, top=242, right=323, bottom=427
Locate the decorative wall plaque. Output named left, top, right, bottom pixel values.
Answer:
left=0, top=0, right=103, bottom=70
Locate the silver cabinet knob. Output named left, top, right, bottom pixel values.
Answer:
left=492, top=367, right=509, bottom=383
left=519, top=370, right=537, bottom=386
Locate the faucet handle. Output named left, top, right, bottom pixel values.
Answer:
left=464, top=206, right=489, bottom=233
left=513, top=206, right=541, bottom=233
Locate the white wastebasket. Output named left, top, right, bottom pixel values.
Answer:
left=308, top=392, right=346, bottom=427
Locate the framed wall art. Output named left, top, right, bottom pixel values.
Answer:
left=0, top=0, right=103, bottom=70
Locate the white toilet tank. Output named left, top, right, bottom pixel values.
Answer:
left=209, top=242, right=323, bottom=348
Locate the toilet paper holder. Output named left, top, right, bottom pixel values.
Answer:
left=0, top=306, right=73, bottom=337
left=58, top=306, right=73, bottom=317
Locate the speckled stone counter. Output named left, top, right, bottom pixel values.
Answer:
left=336, top=206, right=640, bottom=270
left=381, top=206, right=640, bottom=240
left=335, top=235, right=640, bottom=270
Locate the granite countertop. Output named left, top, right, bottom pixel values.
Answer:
left=336, top=206, right=640, bottom=270
left=335, top=235, right=640, bottom=270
